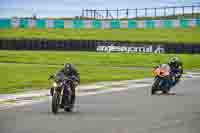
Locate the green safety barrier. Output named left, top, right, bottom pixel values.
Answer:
left=196, top=19, right=200, bottom=27
left=1, top=18, right=199, bottom=29
left=180, top=19, right=189, bottom=28
left=92, top=20, right=102, bottom=28
left=53, top=20, right=64, bottom=28
left=163, top=20, right=173, bottom=28
left=145, top=20, right=155, bottom=28
left=110, top=20, right=120, bottom=28
left=19, top=19, right=29, bottom=28
left=128, top=20, right=137, bottom=28
left=72, top=20, right=84, bottom=28
left=36, top=19, right=46, bottom=28
left=0, top=19, right=11, bottom=28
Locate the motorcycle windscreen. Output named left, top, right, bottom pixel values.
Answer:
left=55, top=72, right=66, bottom=81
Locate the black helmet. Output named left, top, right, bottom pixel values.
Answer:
left=168, top=57, right=181, bottom=67
left=64, top=63, right=72, bottom=73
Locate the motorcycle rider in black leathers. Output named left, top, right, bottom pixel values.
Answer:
left=168, top=57, right=183, bottom=86
left=50, top=63, right=80, bottom=108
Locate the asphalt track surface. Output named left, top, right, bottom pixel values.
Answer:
left=0, top=77, right=200, bottom=133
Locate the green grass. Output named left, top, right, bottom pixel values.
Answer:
left=0, top=28, right=200, bottom=44
left=0, top=50, right=200, bottom=68
left=0, top=50, right=200, bottom=94
left=0, top=63, right=151, bottom=94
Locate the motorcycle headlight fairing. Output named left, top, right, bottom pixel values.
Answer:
left=53, top=82, right=58, bottom=87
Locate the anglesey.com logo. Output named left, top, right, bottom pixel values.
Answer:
left=96, top=45, right=165, bottom=53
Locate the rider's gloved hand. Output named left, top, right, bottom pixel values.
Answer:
left=48, top=75, right=54, bottom=80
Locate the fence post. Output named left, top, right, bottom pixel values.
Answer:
left=117, top=8, right=119, bottom=19
left=136, top=8, right=138, bottom=18
left=192, top=5, right=194, bottom=17
left=173, top=7, right=176, bottom=16
left=164, top=7, right=166, bottom=17
left=86, top=9, right=88, bottom=18
left=94, top=10, right=96, bottom=19
left=106, top=9, right=109, bottom=19
left=93, top=10, right=95, bottom=18
left=145, top=8, right=147, bottom=17
left=126, top=9, right=129, bottom=18
left=82, top=9, right=84, bottom=17
left=155, top=8, right=157, bottom=17
left=182, top=6, right=185, bottom=17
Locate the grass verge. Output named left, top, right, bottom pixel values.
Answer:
left=0, top=63, right=151, bottom=94
left=0, top=50, right=200, bottom=93
left=0, top=28, right=200, bottom=44
left=0, top=50, right=200, bottom=68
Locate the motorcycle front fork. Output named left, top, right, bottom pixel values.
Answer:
left=62, top=86, right=72, bottom=105
left=59, top=88, right=64, bottom=105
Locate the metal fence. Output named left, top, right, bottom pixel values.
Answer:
left=82, top=5, right=200, bottom=19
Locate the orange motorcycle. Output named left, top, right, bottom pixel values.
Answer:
left=151, top=64, right=172, bottom=95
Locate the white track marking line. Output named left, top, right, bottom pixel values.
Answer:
left=0, top=84, right=150, bottom=110
left=0, top=74, right=199, bottom=110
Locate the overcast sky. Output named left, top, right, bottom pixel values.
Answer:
left=0, top=0, right=199, bottom=17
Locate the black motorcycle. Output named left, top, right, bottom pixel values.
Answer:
left=49, top=72, right=73, bottom=114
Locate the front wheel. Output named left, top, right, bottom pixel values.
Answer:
left=52, top=92, right=60, bottom=114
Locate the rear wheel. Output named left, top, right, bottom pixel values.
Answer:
left=52, top=92, right=60, bottom=114
left=151, top=78, right=160, bottom=95
left=64, top=107, right=72, bottom=112
left=64, top=95, right=73, bottom=112
left=162, top=86, right=170, bottom=94
left=162, top=90, right=169, bottom=94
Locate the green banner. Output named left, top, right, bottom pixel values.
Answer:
left=110, top=20, right=120, bottom=28
left=180, top=19, right=189, bottom=28
left=1, top=18, right=199, bottom=29
left=163, top=20, right=173, bottom=28
left=53, top=20, right=64, bottom=28
left=92, top=20, right=102, bottom=28
left=36, top=19, right=46, bottom=28
left=145, top=20, right=155, bottom=28
left=128, top=20, right=137, bottom=28
left=19, top=19, right=29, bottom=28
left=73, top=20, right=84, bottom=28
left=0, top=19, right=11, bottom=28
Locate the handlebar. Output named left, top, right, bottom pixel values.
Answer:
left=48, top=75, right=74, bottom=82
